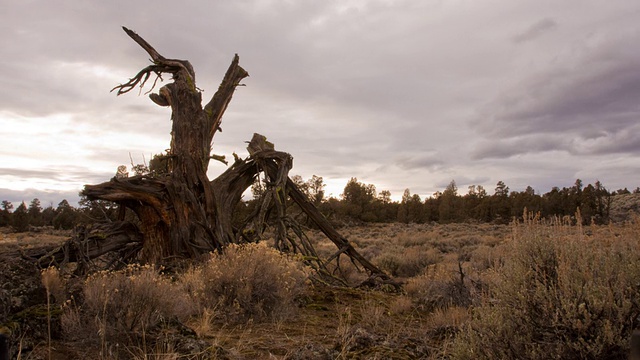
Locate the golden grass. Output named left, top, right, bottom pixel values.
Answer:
left=446, top=213, right=640, bottom=359
left=9, top=220, right=640, bottom=358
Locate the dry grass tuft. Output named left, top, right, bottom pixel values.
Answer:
left=181, top=242, right=310, bottom=323
left=62, top=264, right=195, bottom=349
left=374, top=246, right=441, bottom=278
left=405, top=264, right=471, bottom=311
left=388, top=295, right=413, bottom=315
left=41, top=266, right=65, bottom=304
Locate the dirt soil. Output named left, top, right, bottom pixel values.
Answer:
left=0, top=228, right=443, bottom=359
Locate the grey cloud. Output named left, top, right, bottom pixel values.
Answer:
left=0, top=188, right=81, bottom=208
left=505, top=65, right=639, bottom=134
left=568, top=126, right=640, bottom=155
left=512, top=18, right=558, bottom=43
left=396, top=153, right=444, bottom=171
left=0, top=167, right=113, bottom=185
left=2, top=1, right=640, bottom=204
left=474, top=25, right=640, bottom=161
left=472, top=135, right=568, bottom=159
left=472, top=125, right=640, bottom=160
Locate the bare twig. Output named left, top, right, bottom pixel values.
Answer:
left=111, top=27, right=195, bottom=96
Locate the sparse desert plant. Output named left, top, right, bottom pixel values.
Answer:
left=448, top=214, right=640, bottom=359
left=63, top=264, right=195, bottom=348
left=359, top=297, right=387, bottom=329
left=374, top=246, right=441, bottom=278
left=127, top=336, right=180, bottom=360
left=428, top=306, right=470, bottom=329
left=399, top=246, right=442, bottom=277
left=427, top=306, right=470, bottom=339
left=335, top=306, right=354, bottom=357
left=41, top=266, right=63, bottom=360
left=405, top=263, right=471, bottom=311
left=396, top=231, right=431, bottom=247
left=388, top=295, right=414, bottom=315
left=41, top=266, right=65, bottom=304
left=373, top=252, right=402, bottom=277
left=469, top=244, right=505, bottom=271
left=190, top=307, right=215, bottom=339
left=183, top=242, right=310, bottom=323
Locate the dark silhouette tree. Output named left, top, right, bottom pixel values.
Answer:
left=463, top=185, right=490, bottom=221
left=439, top=180, right=460, bottom=223
left=53, top=200, right=77, bottom=230
left=28, top=198, right=43, bottom=227
left=407, top=193, right=424, bottom=223
left=307, top=175, right=326, bottom=206
left=492, top=181, right=511, bottom=223
left=616, top=188, right=631, bottom=195
left=424, top=192, right=441, bottom=223
left=593, top=181, right=610, bottom=223
left=397, top=189, right=411, bottom=224
left=397, top=188, right=426, bottom=224
left=374, top=190, right=396, bottom=222
left=509, top=186, right=542, bottom=219
left=580, top=183, right=597, bottom=223
left=42, top=205, right=56, bottom=227
left=13, top=202, right=29, bottom=233
left=342, top=177, right=377, bottom=221
left=0, top=201, right=12, bottom=227
left=543, top=186, right=562, bottom=216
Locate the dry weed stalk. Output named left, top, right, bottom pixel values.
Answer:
left=41, top=266, right=63, bottom=360
left=336, top=307, right=354, bottom=358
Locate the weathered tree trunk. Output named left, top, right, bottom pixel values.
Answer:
left=44, top=27, right=394, bottom=287
left=83, top=27, right=249, bottom=263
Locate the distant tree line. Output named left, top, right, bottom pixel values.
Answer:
left=0, top=197, right=119, bottom=232
left=268, top=177, right=632, bottom=226
left=1, top=176, right=637, bottom=232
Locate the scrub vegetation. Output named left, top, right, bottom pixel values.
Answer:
left=1, top=213, right=639, bottom=359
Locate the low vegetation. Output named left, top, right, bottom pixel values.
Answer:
left=1, top=213, right=639, bottom=358
left=448, top=213, right=640, bottom=359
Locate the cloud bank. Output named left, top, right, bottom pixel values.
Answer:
left=1, top=0, right=639, bottom=204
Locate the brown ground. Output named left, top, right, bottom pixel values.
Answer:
left=0, top=224, right=508, bottom=359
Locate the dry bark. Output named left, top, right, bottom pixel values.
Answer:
left=43, top=27, right=394, bottom=287
left=83, top=27, right=250, bottom=262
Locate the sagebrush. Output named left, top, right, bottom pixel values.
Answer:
left=448, top=213, right=640, bottom=359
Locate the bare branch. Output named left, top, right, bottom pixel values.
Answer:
left=112, top=27, right=196, bottom=96
left=110, top=64, right=166, bottom=96
left=204, top=54, right=249, bottom=140
left=122, top=26, right=165, bottom=62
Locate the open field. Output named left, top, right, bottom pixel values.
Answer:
left=1, top=217, right=639, bottom=359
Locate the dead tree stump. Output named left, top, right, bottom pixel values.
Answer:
left=39, top=27, right=394, bottom=287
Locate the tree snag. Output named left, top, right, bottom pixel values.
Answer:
left=42, top=27, right=394, bottom=287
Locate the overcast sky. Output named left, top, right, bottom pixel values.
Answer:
left=1, top=0, right=639, bottom=207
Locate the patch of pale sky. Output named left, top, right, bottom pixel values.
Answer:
left=2, top=0, right=640, bottom=205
